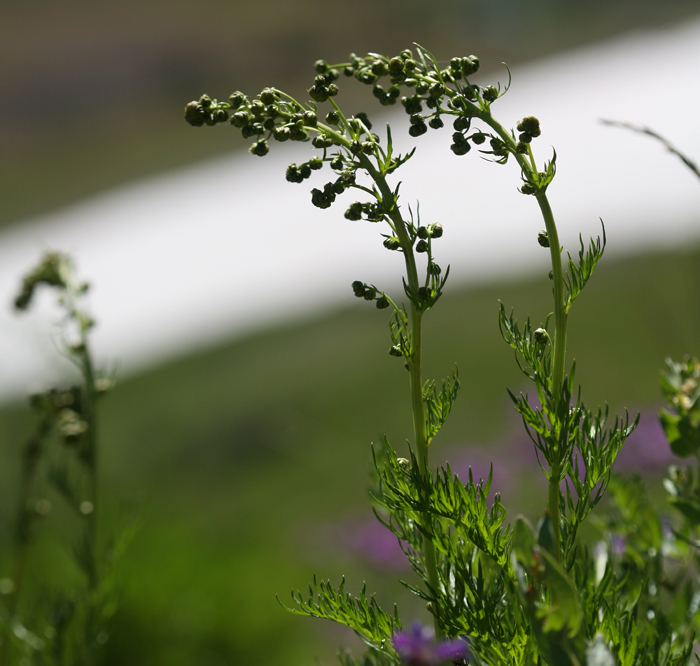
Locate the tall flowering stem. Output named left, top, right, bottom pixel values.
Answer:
left=184, top=45, right=626, bottom=655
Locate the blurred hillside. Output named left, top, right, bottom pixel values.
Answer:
left=2, top=0, right=700, bottom=227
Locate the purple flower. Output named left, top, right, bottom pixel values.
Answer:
left=393, top=623, right=470, bottom=665
left=610, top=533, right=626, bottom=555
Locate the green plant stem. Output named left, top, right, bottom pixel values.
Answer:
left=470, top=107, right=568, bottom=561
left=358, top=153, right=443, bottom=637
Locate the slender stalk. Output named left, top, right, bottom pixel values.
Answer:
left=469, top=107, right=568, bottom=560
left=358, top=154, right=443, bottom=636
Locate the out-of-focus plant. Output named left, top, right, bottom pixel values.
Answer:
left=0, top=252, right=130, bottom=666
left=184, top=46, right=700, bottom=665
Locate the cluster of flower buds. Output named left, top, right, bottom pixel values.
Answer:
left=28, top=386, right=88, bottom=445
left=14, top=252, right=77, bottom=311
left=309, top=60, right=340, bottom=102
left=285, top=159, right=323, bottom=183
left=310, top=172, right=357, bottom=210
left=344, top=200, right=386, bottom=223
left=414, top=223, right=443, bottom=253
left=186, top=89, right=338, bottom=160
left=351, top=281, right=390, bottom=310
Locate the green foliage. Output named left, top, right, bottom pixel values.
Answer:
left=659, top=356, right=700, bottom=458
left=280, top=576, right=400, bottom=659
left=423, top=369, right=460, bottom=445
left=564, top=225, right=606, bottom=312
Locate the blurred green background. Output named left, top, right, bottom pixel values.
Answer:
left=1, top=1, right=700, bottom=664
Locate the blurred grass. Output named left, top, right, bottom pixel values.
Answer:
left=2, top=0, right=699, bottom=227
left=0, top=241, right=698, bottom=664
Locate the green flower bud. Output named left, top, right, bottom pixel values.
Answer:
left=344, top=65, right=355, bottom=77
left=452, top=131, right=467, bottom=145
left=273, top=126, right=291, bottom=142
left=371, top=60, right=388, bottom=76
left=389, top=345, right=403, bottom=357
left=351, top=280, right=365, bottom=296
left=354, top=112, right=372, bottom=130
left=537, top=230, right=550, bottom=247
left=417, top=226, right=429, bottom=240
left=429, top=223, right=443, bottom=238
left=350, top=140, right=364, bottom=155
left=451, top=141, right=471, bottom=156
left=429, top=116, right=444, bottom=129
left=230, top=111, right=250, bottom=128
left=373, top=84, right=385, bottom=99
left=383, top=237, right=401, bottom=251
left=327, top=83, right=339, bottom=97
left=315, top=59, right=329, bottom=74
left=249, top=139, right=269, bottom=157
left=312, top=135, right=333, bottom=149
left=461, top=55, right=480, bottom=76
left=400, top=49, right=413, bottom=60
left=415, top=239, right=428, bottom=253
left=401, top=96, right=423, bottom=115
left=388, top=57, right=404, bottom=76
left=311, top=187, right=334, bottom=209
left=548, top=270, right=554, bottom=280
left=489, top=137, right=507, bottom=156
left=330, top=179, right=345, bottom=195
left=326, top=110, right=340, bottom=126
left=418, top=287, right=430, bottom=301
left=263, top=118, right=275, bottom=130
left=331, top=155, right=344, bottom=170
left=300, top=164, right=312, bottom=179
left=260, top=88, right=277, bottom=105
left=229, top=91, right=247, bottom=109
left=286, top=164, right=303, bottom=183
left=415, top=82, right=429, bottom=95
left=428, top=262, right=441, bottom=276
left=462, top=86, right=477, bottom=102
left=241, top=124, right=258, bottom=139
left=184, top=101, right=206, bottom=127
left=449, top=95, right=467, bottom=111
left=290, top=126, right=309, bottom=141
left=308, top=85, right=329, bottom=103
left=453, top=116, right=470, bottom=132
left=533, top=328, right=550, bottom=345
left=363, top=286, right=377, bottom=300
left=517, top=116, right=541, bottom=137
left=345, top=202, right=363, bottom=221
left=520, top=183, right=537, bottom=195
left=376, top=297, right=390, bottom=310
left=471, top=132, right=486, bottom=145
left=204, top=114, right=216, bottom=126
left=357, top=69, right=377, bottom=85
left=199, top=94, right=213, bottom=108
left=250, top=100, right=265, bottom=117
left=308, top=157, right=323, bottom=170
left=408, top=123, right=427, bottom=138
left=265, top=105, right=279, bottom=118
left=481, top=85, right=499, bottom=102
left=303, top=111, right=318, bottom=126
left=425, top=97, right=438, bottom=110
left=326, top=68, right=340, bottom=82
left=519, top=132, right=532, bottom=144
left=429, top=82, right=445, bottom=98
left=516, top=141, right=528, bottom=154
